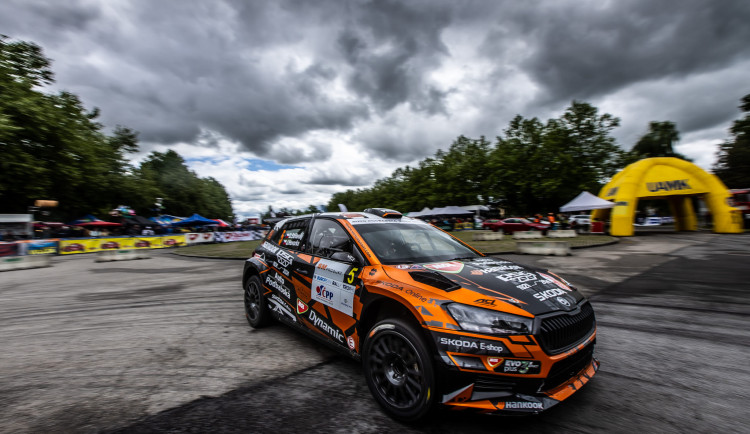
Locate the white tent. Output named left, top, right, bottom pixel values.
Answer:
left=560, top=191, right=615, bottom=212
left=430, top=206, right=474, bottom=216
left=407, top=207, right=432, bottom=217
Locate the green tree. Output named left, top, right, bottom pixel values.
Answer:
left=714, top=94, right=750, bottom=188
left=630, top=121, right=689, bottom=160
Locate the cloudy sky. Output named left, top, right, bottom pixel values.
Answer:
left=2, top=0, right=749, bottom=217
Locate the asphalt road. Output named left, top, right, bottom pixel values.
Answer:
left=0, top=232, right=748, bottom=433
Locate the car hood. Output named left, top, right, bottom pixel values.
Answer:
left=383, top=257, right=584, bottom=316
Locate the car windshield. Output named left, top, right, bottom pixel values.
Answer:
left=355, top=220, right=480, bottom=265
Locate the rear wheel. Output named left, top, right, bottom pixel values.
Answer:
left=244, top=275, right=270, bottom=328
left=363, top=318, right=436, bottom=422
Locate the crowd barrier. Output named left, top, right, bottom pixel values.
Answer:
left=0, top=230, right=267, bottom=257
left=516, top=241, right=572, bottom=256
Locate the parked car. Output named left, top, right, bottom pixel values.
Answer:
left=242, top=208, right=597, bottom=421
left=482, top=218, right=549, bottom=234
left=569, top=215, right=591, bottom=228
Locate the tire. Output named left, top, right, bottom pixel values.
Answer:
left=244, top=275, right=270, bottom=328
left=363, top=318, right=436, bottom=422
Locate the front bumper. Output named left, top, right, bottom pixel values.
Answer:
left=432, top=330, right=598, bottom=414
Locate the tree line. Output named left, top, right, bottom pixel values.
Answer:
left=0, top=37, right=233, bottom=221
left=327, top=97, right=750, bottom=216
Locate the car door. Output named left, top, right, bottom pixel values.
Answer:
left=261, top=217, right=312, bottom=325
left=302, top=217, right=366, bottom=352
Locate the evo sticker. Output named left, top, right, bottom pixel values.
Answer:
left=311, top=259, right=356, bottom=316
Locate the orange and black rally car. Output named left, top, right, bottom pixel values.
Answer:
left=242, top=208, right=597, bottom=421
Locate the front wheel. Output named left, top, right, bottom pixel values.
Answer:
left=363, top=318, right=436, bottom=422
left=244, top=275, right=270, bottom=328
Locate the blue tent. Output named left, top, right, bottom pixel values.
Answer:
left=171, top=213, right=218, bottom=226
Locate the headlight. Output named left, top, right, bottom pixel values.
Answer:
left=445, top=303, right=533, bottom=335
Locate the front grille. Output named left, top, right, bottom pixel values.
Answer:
left=543, top=343, right=594, bottom=391
left=409, top=271, right=461, bottom=292
left=538, top=302, right=596, bottom=354
left=473, top=376, right=543, bottom=395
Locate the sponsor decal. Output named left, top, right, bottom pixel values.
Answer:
left=487, top=357, right=503, bottom=369
left=480, top=265, right=523, bottom=274
left=296, top=299, right=309, bottom=315
left=315, top=284, right=334, bottom=301
left=517, top=283, right=532, bottom=290
left=277, top=250, right=294, bottom=268
left=471, top=258, right=510, bottom=265
left=474, top=298, right=496, bottom=306
left=646, top=179, right=691, bottom=192
left=556, top=296, right=571, bottom=307
left=377, top=280, right=404, bottom=291
left=504, top=401, right=543, bottom=410
left=539, top=272, right=571, bottom=291
left=269, top=294, right=296, bottom=321
left=312, top=259, right=357, bottom=316
left=308, top=309, right=345, bottom=343
left=502, top=359, right=541, bottom=374
left=533, top=287, right=566, bottom=302
left=347, top=336, right=356, bottom=350
left=262, top=241, right=279, bottom=255
left=396, top=264, right=411, bottom=269
left=423, top=261, right=465, bottom=273
left=405, top=288, right=428, bottom=303
left=438, top=337, right=505, bottom=354
left=369, top=268, right=377, bottom=276
left=606, top=186, right=619, bottom=197
left=471, top=270, right=484, bottom=275
left=265, top=272, right=291, bottom=299
left=496, top=271, right=537, bottom=284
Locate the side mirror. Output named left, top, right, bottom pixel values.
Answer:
left=330, top=251, right=357, bottom=264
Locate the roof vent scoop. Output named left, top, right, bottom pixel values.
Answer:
left=363, top=208, right=402, bottom=219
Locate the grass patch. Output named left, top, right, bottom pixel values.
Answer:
left=172, top=231, right=617, bottom=258
left=450, top=230, right=618, bottom=254
left=174, top=240, right=262, bottom=258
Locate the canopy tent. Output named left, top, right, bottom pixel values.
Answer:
left=429, top=206, right=474, bottom=216
left=75, top=221, right=122, bottom=227
left=171, top=213, right=218, bottom=226
left=121, top=215, right=153, bottom=226
left=560, top=191, right=615, bottom=213
left=69, top=214, right=103, bottom=225
left=407, top=207, right=432, bottom=217
left=150, top=215, right=184, bottom=226
left=212, top=219, right=230, bottom=227
left=460, top=205, right=489, bottom=212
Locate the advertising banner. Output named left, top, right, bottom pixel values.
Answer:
left=186, top=232, right=215, bottom=245
left=0, top=242, right=20, bottom=257
left=214, top=230, right=265, bottom=242
left=25, top=240, right=59, bottom=255
left=159, top=234, right=186, bottom=248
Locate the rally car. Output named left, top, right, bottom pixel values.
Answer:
left=242, top=208, right=597, bottom=421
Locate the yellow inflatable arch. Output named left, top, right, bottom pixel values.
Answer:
left=591, top=157, right=743, bottom=236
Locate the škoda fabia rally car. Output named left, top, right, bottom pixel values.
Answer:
left=242, top=209, right=597, bottom=421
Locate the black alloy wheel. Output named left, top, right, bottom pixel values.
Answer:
left=363, top=318, right=436, bottom=422
left=244, top=275, right=270, bottom=328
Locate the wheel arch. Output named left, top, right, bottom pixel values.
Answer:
left=359, top=296, right=436, bottom=354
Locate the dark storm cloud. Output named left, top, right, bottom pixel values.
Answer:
left=336, top=0, right=453, bottom=115
left=478, top=0, right=750, bottom=107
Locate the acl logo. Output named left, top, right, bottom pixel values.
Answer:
left=316, top=285, right=334, bottom=300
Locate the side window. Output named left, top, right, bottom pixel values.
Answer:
left=309, top=219, right=353, bottom=258
left=277, top=219, right=309, bottom=251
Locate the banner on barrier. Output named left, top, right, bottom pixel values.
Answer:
left=214, top=231, right=265, bottom=242
left=0, top=242, right=20, bottom=257
left=186, top=232, right=215, bottom=245
left=25, top=240, right=59, bottom=255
